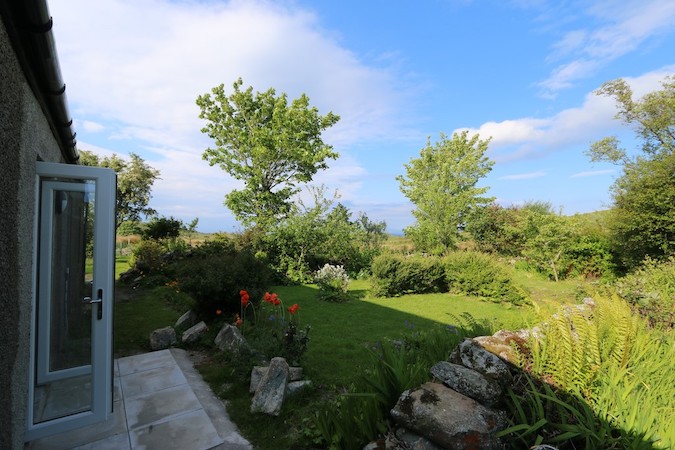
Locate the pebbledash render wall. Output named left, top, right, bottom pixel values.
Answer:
left=0, top=12, right=66, bottom=450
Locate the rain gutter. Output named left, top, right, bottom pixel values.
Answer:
left=1, top=0, right=78, bottom=163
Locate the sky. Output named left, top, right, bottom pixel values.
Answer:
left=48, top=0, right=675, bottom=234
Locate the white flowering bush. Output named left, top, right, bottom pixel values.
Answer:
left=314, top=263, right=350, bottom=302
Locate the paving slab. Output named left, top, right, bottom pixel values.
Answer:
left=125, top=383, right=202, bottom=430
left=129, top=409, right=224, bottom=450
left=26, top=349, right=251, bottom=450
left=120, top=363, right=187, bottom=399
left=117, top=349, right=176, bottom=376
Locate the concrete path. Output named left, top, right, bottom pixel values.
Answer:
left=26, top=349, right=252, bottom=450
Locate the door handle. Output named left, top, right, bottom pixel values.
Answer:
left=83, top=289, right=104, bottom=320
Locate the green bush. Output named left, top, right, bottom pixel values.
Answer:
left=129, top=240, right=165, bottom=273
left=172, top=248, right=272, bottom=318
left=615, top=257, right=675, bottom=329
left=444, top=251, right=528, bottom=305
left=370, top=254, right=446, bottom=297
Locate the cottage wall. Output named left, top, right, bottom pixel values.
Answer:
left=0, top=12, right=65, bottom=449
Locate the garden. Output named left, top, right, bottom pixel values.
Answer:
left=113, top=227, right=674, bottom=450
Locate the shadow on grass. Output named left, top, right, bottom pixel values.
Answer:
left=271, top=284, right=667, bottom=449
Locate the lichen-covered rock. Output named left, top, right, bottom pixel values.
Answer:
left=181, top=321, right=207, bottom=344
left=250, top=357, right=289, bottom=416
left=214, top=324, right=247, bottom=352
left=149, top=326, right=176, bottom=350
left=390, top=382, right=506, bottom=449
left=450, top=339, right=513, bottom=385
left=472, top=330, right=528, bottom=365
left=430, top=361, right=502, bottom=406
left=392, top=428, right=444, bottom=449
left=174, top=309, right=198, bottom=331
left=250, top=365, right=303, bottom=393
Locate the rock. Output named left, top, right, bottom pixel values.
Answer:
left=430, top=361, right=502, bottom=406
left=214, top=324, right=247, bottom=352
left=175, top=310, right=198, bottom=330
left=250, top=357, right=289, bottom=416
left=181, top=321, right=208, bottom=344
left=472, top=330, right=528, bottom=365
left=250, top=365, right=303, bottom=393
left=390, top=382, right=506, bottom=450
left=450, top=339, right=513, bottom=385
left=393, top=428, right=444, bottom=449
left=149, top=326, right=176, bottom=350
left=287, top=380, right=312, bottom=396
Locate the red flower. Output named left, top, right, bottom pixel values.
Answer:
left=264, top=292, right=272, bottom=303
left=288, top=303, right=299, bottom=315
left=240, top=290, right=250, bottom=307
left=234, top=314, right=242, bottom=327
left=271, top=293, right=280, bottom=305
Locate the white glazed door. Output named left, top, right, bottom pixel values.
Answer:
left=26, top=162, right=116, bottom=441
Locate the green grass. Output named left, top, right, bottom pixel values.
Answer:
left=278, top=280, right=535, bottom=386
left=112, top=261, right=593, bottom=449
left=114, top=285, right=184, bottom=357
left=115, top=256, right=131, bottom=279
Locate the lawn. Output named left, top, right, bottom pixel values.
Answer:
left=111, top=265, right=593, bottom=448
left=276, top=280, right=536, bottom=386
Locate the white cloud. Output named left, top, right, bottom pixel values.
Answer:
left=80, top=120, right=105, bottom=133
left=570, top=169, right=614, bottom=178
left=460, top=66, right=675, bottom=163
left=537, top=0, right=675, bottom=97
left=48, top=0, right=415, bottom=231
left=499, top=171, right=547, bottom=180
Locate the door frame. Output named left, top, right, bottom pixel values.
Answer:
left=26, top=161, right=116, bottom=441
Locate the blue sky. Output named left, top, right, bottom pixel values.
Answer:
left=48, top=0, right=675, bottom=233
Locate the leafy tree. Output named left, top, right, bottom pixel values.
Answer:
left=185, top=217, right=199, bottom=245
left=522, top=212, right=576, bottom=282
left=588, top=76, right=675, bottom=268
left=79, top=150, right=160, bottom=227
left=117, top=221, right=142, bottom=236
left=467, top=204, right=523, bottom=255
left=397, top=131, right=494, bottom=254
left=265, top=186, right=386, bottom=281
left=143, top=216, right=183, bottom=241
left=196, top=78, right=340, bottom=230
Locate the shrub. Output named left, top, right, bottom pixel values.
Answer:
left=314, top=264, right=350, bottom=302
left=129, top=240, right=165, bottom=273
left=172, top=248, right=272, bottom=318
left=444, top=251, right=527, bottom=305
left=370, top=254, right=446, bottom=297
left=142, top=216, right=183, bottom=241
left=615, top=256, right=675, bottom=329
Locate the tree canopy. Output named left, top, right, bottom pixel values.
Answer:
left=79, top=150, right=160, bottom=227
left=397, top=131, right=494, bottom=254
left=588, top=76, right=675, bottom=269
left=196, top=78, right=340, bottom=229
